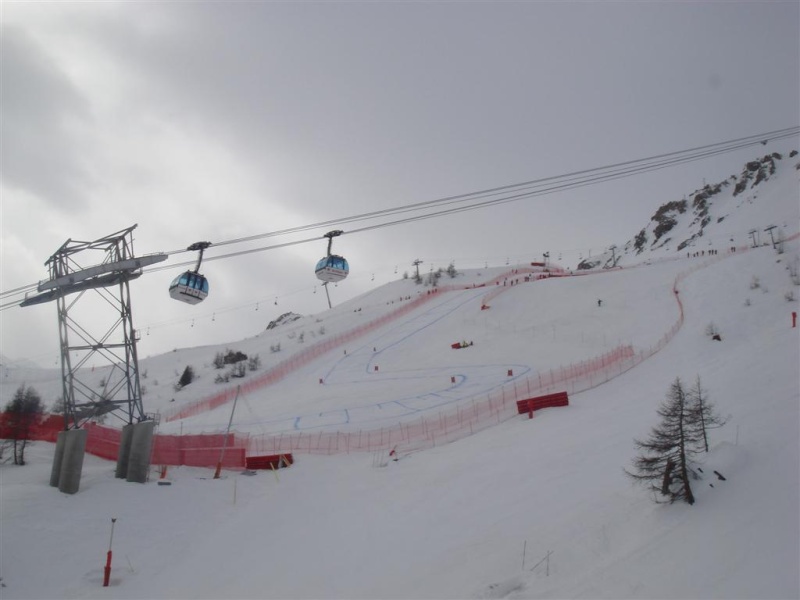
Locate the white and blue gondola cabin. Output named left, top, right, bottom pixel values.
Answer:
left=315, top=255, right=349, bottom=283
left=169, top=270, right=209, bottom=304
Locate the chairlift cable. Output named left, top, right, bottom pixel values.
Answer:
left=160, top=126, right=800, bottom=254
left=2, top=126, right=797, bottom=309
left=142, top=126, right=800, bottom=270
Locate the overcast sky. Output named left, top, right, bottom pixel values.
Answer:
left=1, top=1, right=798, bottom=367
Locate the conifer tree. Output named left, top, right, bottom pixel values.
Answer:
left=3, top=385, right=44, bottom=465
left=178, top=365, right=195, bottom=388
left=627, top=378, right=701, bottom=505
left=687, top=376, right=727, bottom=453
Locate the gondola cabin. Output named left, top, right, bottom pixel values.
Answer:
left=315, top=255, right=349, bottom=283
left=169, top=271, right=209, bottom=304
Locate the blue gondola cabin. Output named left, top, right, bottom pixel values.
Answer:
left=315, top=255, right=349, bottom=283
left=169, top=271, right=209, bottom=304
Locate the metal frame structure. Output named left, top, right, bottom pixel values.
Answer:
left=20, top=225, right=167, bottom=430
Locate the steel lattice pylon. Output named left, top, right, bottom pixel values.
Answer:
left=21, top=225, right=167, bottom=430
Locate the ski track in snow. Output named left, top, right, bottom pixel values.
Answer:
left=258, top=287, right=533, bottom=432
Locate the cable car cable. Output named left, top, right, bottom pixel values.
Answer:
left=2, top=126, right=796, bottom=308
left=139, top=127, right=800, bottom=271
left=2, top=126, right=797, bottom=308
left=158, top=126, right=800, bottom=254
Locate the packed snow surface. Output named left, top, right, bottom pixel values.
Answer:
left=1, top=154, right=799, bottom=598
left=2, top=241, right=798, bottom=599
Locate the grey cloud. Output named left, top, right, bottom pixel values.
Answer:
left=0, top=25, right=93, bottom=209
left=83, top=2, right=800, bottom=207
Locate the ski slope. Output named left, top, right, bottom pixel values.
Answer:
left=143, top=258, right=681, bottom=438
left=1, top=150, right=798, bottom=599
left=1, top=239, right=798, bottom=599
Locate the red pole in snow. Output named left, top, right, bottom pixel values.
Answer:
left=103, top=518, right=117, bottom=587
left=793, top=311, right=797, bottom=328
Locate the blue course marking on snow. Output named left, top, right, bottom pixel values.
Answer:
left=285, top=364, right=532, bottom=431
left=363, top=289, right=487, bottom=374
left=309, top=366, right=530, bottom=429
left=320, top=288, right=486, bottom=382
left=389, top=399, right=424, bottom=412
left=273, top=287, right=536, bottom=432
left=296, top=409, right=350, bottom=429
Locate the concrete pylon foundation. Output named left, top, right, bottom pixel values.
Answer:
left=50, top=430, right=68, bottom=487
left=126, top=420, right=155, bottom=484
left=115, top=423, right=135, bottom=479
left=58, top=429, right=87, bottom=495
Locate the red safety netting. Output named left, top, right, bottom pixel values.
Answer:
left=162, top=267, right=559, bottom=423
left=245, top=342, right=639, bottom=456
left=84, top=423, right=122, bottom=461
left=245, top=252, right=750, bottom=456
left=1, top=417, right=249, bottom=468
left=152, top=431, right=248, bottom=468
left=480, top=265, right=568, bottom=307
left=4, top=246, right=766, bottom=464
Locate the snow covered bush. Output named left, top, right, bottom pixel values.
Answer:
left=705, top=322, right=720, bottom=339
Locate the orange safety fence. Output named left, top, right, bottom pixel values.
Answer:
left=245, top=249, right=747, bottom=455
left=162, top=266, right=562, bottom=423
left=246, top=342, right=639, bottom=456
left=151, top=431, right=248, bottom=468
left=1, top=415, right=248, bottom=469
left=84, top=423, right=122, bottom=461
left=3, top=244, right=772, bottom=464
left=0, top=413, right=63, bottom=443
left=480, top=265, right=568, bottom=307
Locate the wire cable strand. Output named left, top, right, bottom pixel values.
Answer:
left=163, top=126, right=799, bottom=254
left=143, top=126, right=800, bottom=270
left=3, top=126, right=798, bottom=309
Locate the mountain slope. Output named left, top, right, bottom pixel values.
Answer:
left=0, top=149, right=798, bottom=599
left=1, top=237, right=797, bottom=599
left=577, top=150, right=799, bottom=270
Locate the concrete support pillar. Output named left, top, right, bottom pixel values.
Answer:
left=58, top=429, right=87, bottom=495
left=49, top=430, right=67, bottom=488
left=115, top=423, right=135, bottom=479
left=126, top=420, right=155, bottom=483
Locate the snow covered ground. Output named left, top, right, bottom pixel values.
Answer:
left=2, top=238, right=798, bottom=599
left=1, top=153, right=798, bottom=598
